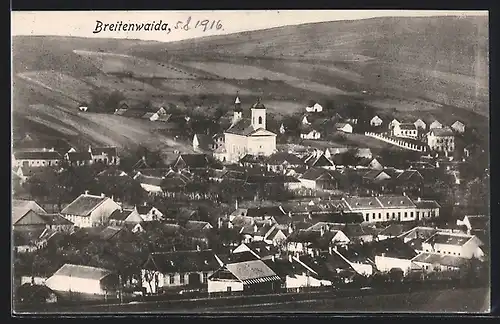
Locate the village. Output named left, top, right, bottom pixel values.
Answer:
left=12, top=95, right=489, bottom=307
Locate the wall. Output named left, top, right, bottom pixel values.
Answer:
left=13, top=159, right=61, bottom=168
left=427, top=134, right=455, bottom=153
left=140, top=183, right=163, bottom=194
left=350, top=262, right=373, bottom=276
left=358, top=208, right=421, bottom=223
left=298, top=179, right=316, bottom=190
left=208, top=279, right=244, bottom=293
left=21, top=276, right=47, bottom=285
left=285, top=274, right=330, bottom=289
left=45, top=276, right=103, bottom=295
left=90, top=199, right=121, bottom=226
left=374, top=255, right=413, bottom=275
left=247, top=135, right=275, bottom=156
left=364, top=132, right=427, bottom=152
left=224, top=133, right=248, bottom=163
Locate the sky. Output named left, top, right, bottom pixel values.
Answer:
left=12, top=10, right=487, bottom=43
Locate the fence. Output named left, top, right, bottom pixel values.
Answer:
left=365, top=132, right=427, bottom=152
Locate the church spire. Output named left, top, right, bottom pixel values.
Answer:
left=234, top=92, right=242, bottom=112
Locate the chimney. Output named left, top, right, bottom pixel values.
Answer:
left=88, top=145, right=92, bottom=153
left=143, top=201, right=147, bottom=207
left=84, top=190, right=89, bottom=195
left=288, top=223, right=293, bottom=234
left=271, top=255, right=275, bottom=262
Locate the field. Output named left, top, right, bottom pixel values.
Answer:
left=261, top=100, right=306, bottom=116
left=17, top=71, right=95, bottom=103
left=366, top=97, right=442, bottom=112
left=83, top=75, right=166, bottom=97
left=157, top=79, right=253, bottom=96
left=180, top=61, right=347, bottom=95
left=74, top=50, right=199, bottom=79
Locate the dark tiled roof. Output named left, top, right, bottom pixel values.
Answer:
left=60, top=194, right=108, bottom=217
left=396, top=170, right=423, bottom=182
left=246, top=206, right=287, bottom=218
left=67, top=152, right=92, bottom=162
left=38, top=213, right=74, bottom=225
left=185, top=220, right=212, bottom=231
left=143, top=250, right=220, bottom=273
left=135, top=174, right=164, bottom=187
left=14, top=151, right=62, bottom=160
left=398, top=123, right=417, bottom=130
left=225, top=118, right=255, bottom=136
left=109, top=209, right=134, bottom=221
left=299, top=253, right=354, bottom=278
left=369, top=238, right=418, bottom=259
left=91, top=147, right=117, bottom=157
left=300, top=168, right=341, bottom=181
left=263, top=257, right=311, bottom=278
left=378, top=223, right=416, bottom=237
left=266, top=152, right=304, bottom=166
left=194, top=134, right=214, bottom=150
left=466, top=215, right=489, bottom=230
left=413, top=200, right=441, bottom=209
left=429, top=126, right=454, bottom=137
left=175, top=154, right=213, bottom=169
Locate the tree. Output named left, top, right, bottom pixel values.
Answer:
left=464, top=176, right=489, bottom=214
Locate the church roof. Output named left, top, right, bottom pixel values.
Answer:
left=251, top=100, right=266, bottom=110
left=225, top=118, right=276, bottom=137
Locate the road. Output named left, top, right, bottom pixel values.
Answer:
left=13, top=287, right=489, bottom=314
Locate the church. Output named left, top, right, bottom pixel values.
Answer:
left=222, top=96, right=277, bottom=163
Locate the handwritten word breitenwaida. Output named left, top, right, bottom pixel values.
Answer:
left=92, top=17, right=223, bottom=34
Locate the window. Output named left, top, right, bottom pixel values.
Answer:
left=372, top=213, right=376, bottom=220
left=258, top=116, right=263, bottom=124
left=398, top=212, right=401, bottom=219
left=392, top=212, right=395, bottom=219
left=386, top=213, right=390, bottom=219
left=378, top=213, right=381, bottom=219
left=169, top=274, right=175, bottom=284
left=410, top=212, right=414, bottom=218
left=404, top=212, right=408, bottom=218
left=416, top=211, right=420, bottom=218
left=227, top=286, right=232, bottom=292
left=180, top=273, right=185, bottom=284
left=203, top=272, right=208, bottom=284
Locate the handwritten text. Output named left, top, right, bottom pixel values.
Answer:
left=92, top=17, right=224, bottom=34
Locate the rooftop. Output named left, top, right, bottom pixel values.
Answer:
left=50, top=264, right=112, bottom=281
left=143, top=250, right=219, bottom=273
left=14, top=151, right=62, bottom=160
left=412, top=253, right=469, bottom=268
left=424, top=233, right=473, bottom=246
left=60, top=193, right=109, bottom=217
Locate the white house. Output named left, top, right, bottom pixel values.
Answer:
left=429, top=120, right=443, bottom=130
left=335, top=123, right=353, bottom=133
left=427, top=127, right=455, bottom=153
left=78, top=104, right=88, bottom=112
left=451, top=121, right=466, bottom=133
left=370, top=116, right=383, bottom=127
left=300, top=128, right=321, bottom=140
left=44, top=264, right=118, bottom=296
left=12, top=149, right=63, bottom=168
left=421, top=232, right=484, bottom=260
left=414, top=119, right=427, bottom=130
left=133, top=173, right=164, bottom=195
left=393, top=123, right=418, bottom=139
left=141, top=250, right=220, bottom=294
left=456, top=215, right=489, bottom=234
left=301, top=115, right=311, bottom=125
left=130, top=204, right=164, bottom=222
left=60, top=192, right=121, bottom=228
left=306, top=103, right=323, bottom=113
left=388, top=119, right=400, bottom=131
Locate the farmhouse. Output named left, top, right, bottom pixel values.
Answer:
left=265, top=152, right=305, bottom=173
left=208, top=259, right=282, bottom=295
left=44, top=264, right=119, bottom=296
left=300, top=127, right=321, bottom=140
left=60, top=192, right=121, bottom=228
left=141, top=250, right=220, bottom=294
left=393, top=123, right=418, bottom=139
left=223, top=97, right=277, bottom=163
left=306, top=102, right=323, bottom=113
left=12, top=149, right=62, bottom=168
left=414, top=119, right=427, bottom=130
left=335, top=123, right=353, bottom=134
left=88, top=146, right=120, bottom=166
left=451, top=121, right=466, bottom=133
left=299, top=168, right=343, bottom=191
left=388, top=119, right=400, bottom=132
left=429, top=120, right=443, bottom=130
left=370, top=116, right=383, bottom=127
left=427, top=127, right=455, bottom=153
left=12, top=199, right=47, bottom=226
left=341, top=195, right=440, bottom=223
left=65, top=152, right=93, bottom=166
left=411, top=253, right=469, bottom=273
left=133, top=173, right=164, bottom=195
left=193, top=134, right=215, bottom=152
left=421, top=232, right=484, bottom=260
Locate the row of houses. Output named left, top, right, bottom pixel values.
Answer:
left=12, top=146, right=120, bottom=168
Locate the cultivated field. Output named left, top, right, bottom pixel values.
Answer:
left=343, top=133, right=401, bottom=150
left=366, top=97, right=442, bottom=112
left=74, top=50, right=199, bottom=79
left=158, top=79, right=253, bottom=96
left=261, top=100, right=306, bottom=116
left=83, top=75, right=166, bottom=97
left=17, top=71, right=95, bottom=103
left=180, top=61, right=347, bottom=95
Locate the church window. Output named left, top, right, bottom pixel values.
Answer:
left=258, top=116, right=263, bottom=124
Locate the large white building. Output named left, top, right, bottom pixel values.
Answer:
left=427, top=127, right=455, bottom=153
left=222, top=97, right=277, bottom=163
left=60, top=192, right=120, bottom=228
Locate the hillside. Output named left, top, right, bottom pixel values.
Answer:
left=11, top=15, right=489, bottom=156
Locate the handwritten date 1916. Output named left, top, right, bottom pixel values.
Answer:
left=174, top=17, right=223, bottom=32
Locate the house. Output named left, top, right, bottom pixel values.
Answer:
left=88, top=146, right=120, bottom=165
left=193, top=134, right=215, bottom=153
left=412, top=199, right=441, bottom=220
left=130, top=204, right=164, bottom=222
left=371, top=238, right=419, bottom=275
left=298, top=252, right=358, bottom=284
left=341, top=195, right=440, bottom=223
left=306, top=102, right=323, bottom=113
left=362, top=169, right=393, bottom=185
left=421, top=232, right=484, bottom=260
left=223, top=97, right=277, bottom=163
left=229, top=206, right=287, bottom=222
left=414, top=119, right=427, bottom=130
left=264, top=255, right=332, bottom=291
left=12, top=199, right=47, bottom=226
left=78, top=103, right=88, bottom=112
left=299, top=168, right=343, bottom=190
left=429, top=120, right=443, bottom=130
left=393, top=123, right=418, bottom=139
left=451, top=121, right=466, bottom=134
left=108, top=209, right=141, bottom=225
left=133, top=173, right=164, bottom=195
left=411, top=253, right=469, bottom=273
left=12, top=149, right=62, bottom=168
left=141, top=250, right=220, bottom=294
left=207, top=259, right=282, bottom=295
left=232, top=241, right=279, bottom=260
left=172, top=154, right=217, bottom=171
left=357, top=158, right=384, bottom=170
left=65, top=152, right=93, bottom=166
left=332, top=245, right=374, bottom=276
left=303, top=151, right=335, bottom=169
left=370, top=116, right=383, bottom=127
left=300, top=127, right=321, bottom=140
left=44, top=264, right=119, bottom=296
left=13, top=211, right=74, bottom=232
left=239, top=223, right=275, bottom=243
left=456, top=215, right=489, bottom=235
left=377, top=223, right=417, bottom=241
left=212, top=133, right=225, bottom=150
left=427, top=127, right=455, bottom=153
left=265, top=152, right=305, bottom=174
left=388, top=119, right=400, bottom=132
left=263, top=226, right=288, bottom=246
left=185, top=220, right=213, bottom=232
left=286, top=227, right=350, bottom=255
left=335, top=123, right=353, bottom=134
left=60, top=192, right=121, bottom=228
left=355, top=148, right=373, bottom=159
left=301, top=115, right=312, bottom=125
left=342, top=224, right=381, bottom=244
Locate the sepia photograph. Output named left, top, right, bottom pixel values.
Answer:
left=11, top=10, right=490, bottom=314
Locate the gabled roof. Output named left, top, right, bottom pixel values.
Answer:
left=98, top=226, right=123, bottom=241
left=266, top=152, right=304, bottom=166
left=60, top=194, right=109, bottom=217
left=378, top=223, right=416, bottom=237
left=412, top=200, right=440, bottom=209
left=299, top=253, right=355, bottom=278
left=91, top=147, right=118, bottom=157
left=396, top=170, right=423, bottom=182
left=424, top=233, right=475, bottom=247
left=109, top=209, right=134, bottom=221
left=335, top=122, right=352, bottom=129
left=66, top=152, right=92, bottom=162
left=134, top=174, right=164, bottom=187
left=397, top=123, right=417, bottom=130
left=304, top=154, right=335, bottom=168
left=369, top=238, right=418, bottom=259
left=246, top=206, right=287, bottom=218
left=143, top=250, right=219, bottom=273
left=193, top=134, right=214, bottom=150
left=465, top=215, right=489, bottom=230
left=185, top=220, right=212, bottom=231
left=14, top=151, right=62, bottom=160
left=12, top=199, right=47, bottom=224
left=174, top=154, right=213, bottom=169
left=300, top=168, right=341, bottom=181
left=429, top=127, right=454, bottom=137
left=37, top=213, right=74, bottom=226
left=224, top=260, right=281, bottom=284
left=263, top=257, right=312, bottom=278
left=50, top=264, right=112, bottom=280
left=411, top=253, right=469, bottom=268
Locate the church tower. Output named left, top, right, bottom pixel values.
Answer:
left=232, top=94, right=242, bottom=125
left=251, top=98, right=266, bottom=130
